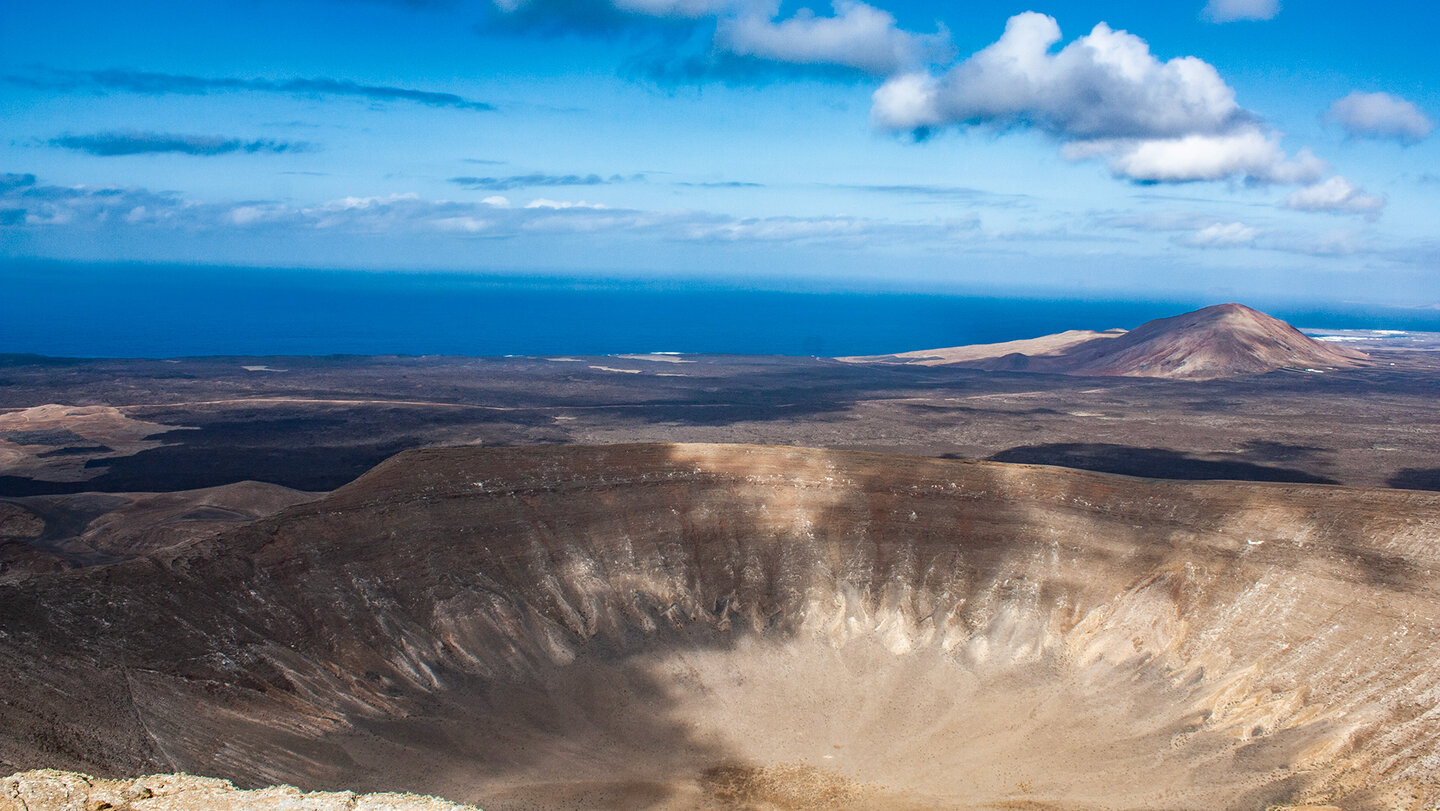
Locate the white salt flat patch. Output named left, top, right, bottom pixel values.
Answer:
left=614, top=354, right=695, bottom=364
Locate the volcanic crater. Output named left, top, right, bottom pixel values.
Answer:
left=3, top=443, right=1438, bottom=809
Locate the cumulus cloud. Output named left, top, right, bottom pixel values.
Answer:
left=1283, top=176, right=1385, bottom=215
left=6, top=68, right=494, bottom=111
left=51, top=131, right=313, bottom=157
left=715, top=1, right=951, bottom=75
left=872, top=13, right=1247, bottom=138
left=872, top=12, right=1321, bottom=184
left=1062, top=131, right=1325, bottom=184
left=1202, top=0, right=1279, bottom=23
left=485, top=0, right=948, bottom=77
left=1324, top=92, right=1433, bottom=144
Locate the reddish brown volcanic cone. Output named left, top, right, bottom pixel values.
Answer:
left=846, top=303, right=1371, bottom=380
left=1046, top=303, right=1369, bottom=379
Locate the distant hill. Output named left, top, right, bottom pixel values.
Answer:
left=838, top=328, right=1126, bottom=366
left=844, top=303, right=1370, bottom=380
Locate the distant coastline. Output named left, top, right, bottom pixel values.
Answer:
left=5, top=260, right=1438, bottom=359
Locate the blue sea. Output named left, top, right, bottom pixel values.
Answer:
left=4, top=261, right=1437, bottom=359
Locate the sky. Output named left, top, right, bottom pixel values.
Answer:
left=1, top=0, right=1437, bottom=304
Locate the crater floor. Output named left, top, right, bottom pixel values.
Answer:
left=2, top=444, right=1438, bottom=809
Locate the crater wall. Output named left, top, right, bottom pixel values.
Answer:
left=2, top=444, right=1437, bottom=809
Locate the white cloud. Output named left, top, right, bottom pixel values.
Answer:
left=321, top=193, right=421, bottom=212
left=481, top=195, right=511, bottom=207
left=1202, top=0, right=1279, bottom=23
left=1065, top=130, right=1326, bottom=184
left=1283, top=176, right=1385, bottom=215
left=716, top=1, right=950, bottom=75
left=872, top=13, right=1245, bottom=139
left=870, top=73, right=939, bottom=131
left=1183, top=221, right=1259, bottom=247
left=489, top=0, right=948, bottom=76
left=1325, top=92, right=1434, bottom=144
left=4, top=174, right=987, bottom=251
left=874, top=13, right=1322, bottom=184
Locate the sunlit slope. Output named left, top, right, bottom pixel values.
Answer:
left=1, top=443, right=1436, bottom=809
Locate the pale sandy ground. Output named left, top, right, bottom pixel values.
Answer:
left=0, top=405, right=191, bottom=482
left=0, top=770, right=476, bottom=811
left=839, top=329, right=1125, bottom=365
left=614, top=354, right=696, bottom=364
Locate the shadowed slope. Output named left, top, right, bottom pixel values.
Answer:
left=0, top=481, right=316, bottom=579
left=1, top=444, right=1437, bottom=809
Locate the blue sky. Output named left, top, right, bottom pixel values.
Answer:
left=1, top=0, right=1437, bottom=304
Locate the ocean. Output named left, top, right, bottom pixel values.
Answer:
left=4, top=261, right=1437, bottom=359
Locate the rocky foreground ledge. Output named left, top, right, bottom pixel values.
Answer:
left=1, top=770, right=479, bottom=811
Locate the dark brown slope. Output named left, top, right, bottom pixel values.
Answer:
left=0, top=481, right=317, bottom=581
left=848, top=303, right=1371, bottom=380
left=1, top=444, right=1438, bottom=810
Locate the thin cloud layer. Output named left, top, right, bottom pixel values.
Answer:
left=1283, top=176, right=1385, bottom=215
left=51, top=132, right=313, bottom=157
left=1325, top=92, right=1434, bottom=144
left=0, top=173, right=37, bottom=191
left=6, top=68, right=495, bottom=111
left=0, top=180, right=191, bottom=227
left=872, top=12, right=1321, bottom=184
left=0, top=174, right=967, bottom=248
left=1182, top=221, right=1259, bottom=247
left=449, top=172, right=644, bottom=190
left=1201, top=0, right=1279, bottom=23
